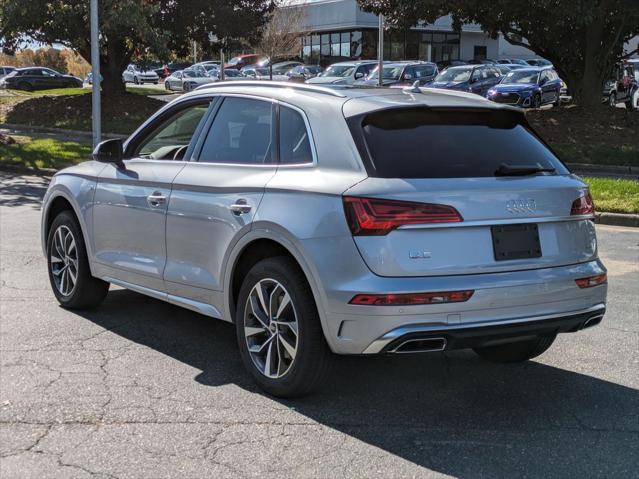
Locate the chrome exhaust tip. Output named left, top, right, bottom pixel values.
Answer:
left=581, top=315, right=603, bottom=330
left=390, top=337, right=447, bottom=354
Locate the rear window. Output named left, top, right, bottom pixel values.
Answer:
left=354, top=108, right=568, bottom=178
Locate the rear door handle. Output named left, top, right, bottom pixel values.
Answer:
left=147, top=191, right=167, bottom=207
left=230, top=199, right=252, bottom=215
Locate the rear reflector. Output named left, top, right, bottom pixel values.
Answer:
left=350, top=290, right=474, bottom=306
left=343, top=196, right=462, bottom=236
left=575, top=273, right=607, bottom=289
left=571, top=192, right=595, bottom=216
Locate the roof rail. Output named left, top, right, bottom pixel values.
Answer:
left=193, top=80, right=346, bottom=97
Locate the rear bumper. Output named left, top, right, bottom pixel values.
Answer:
left=363, top=304, right=605, bottom=354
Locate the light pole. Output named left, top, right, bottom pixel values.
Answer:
left=90, top=0, right=101, bottom=148
left=377, top=14, right=384, bottom=87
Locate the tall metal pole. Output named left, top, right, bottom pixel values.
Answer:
left=90, top=0, right=101, bottom=148
left=377, top=14, right=384, bottom=87
left=220, top=48, right=225, bottom=81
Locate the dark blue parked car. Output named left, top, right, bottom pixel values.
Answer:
left=486, top=67, right=562, bottom=108
left=424, top=65, right=502, bottom=96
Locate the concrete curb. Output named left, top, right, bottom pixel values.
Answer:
left=594, top=212, right=639, bottom=228
left=0, top=122, right=126, bottom=140
left=568, top=162, right=639, bottom=178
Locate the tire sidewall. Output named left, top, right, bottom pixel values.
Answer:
left=235, top=258, right=321, bottom=396
left=46, top=211, right=90, bottom=307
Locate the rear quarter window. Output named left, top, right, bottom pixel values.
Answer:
left=350, top=107, right=568, bottom=178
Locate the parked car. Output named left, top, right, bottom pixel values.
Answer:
left=602, top=61, right=638, bottom=110
left=497, top=59, right=529, bottom=65
left=466, top=58, right=497, bottom=65
left=287, top=64, right=324, bottom=82
left=241, top=67, right=289, bottom=81
left=122, top=64, right=159, bottom=84
left=306, top=60, right=378, bottom=85
left=166, top=62, right=192, bottom=74
left=425, top=65, right=502, bottom=96
left=355, top=61, right=439, bottom=87
left=0, top=66, right=16, bottom=80
left=0, top=67, right=82, bottom=91
left=181, top=68, right=217, bottom=91
left=486, top=67, right=562, bottom=108
left=436, top=60, right=467, bottom=70
left=526, top=59, right=553, bottom=67
left=41, top=80, right=607, bottom=397
left=225, top=54, right=267, bottom=70
left=164, top=70, right=184, bottom=91
left=270, top=61, right=302, bottom=75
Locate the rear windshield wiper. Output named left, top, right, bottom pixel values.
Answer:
left=495, top=163, right=556, bottom=176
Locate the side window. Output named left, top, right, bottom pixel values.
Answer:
left=28, top=69, right=43, bottom=76
left=403, top=66, right=415, bottom=79
left=135, top=103, right=209, bottom=160
left=471, top=69, right=481, bottom=81
left=279, top=106, right=313, bottom=165
left=199, top=97, right=274, bottom=165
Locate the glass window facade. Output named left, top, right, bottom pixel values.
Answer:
left=300, top=28, right=460, bottom=66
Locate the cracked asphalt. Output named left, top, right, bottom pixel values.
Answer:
left=1, top=171, right=638, bottom=479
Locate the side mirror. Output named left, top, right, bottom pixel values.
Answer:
left=404, top=73, right=412, bottom=80
left=355, top=72, right=364, bottom=79
left=93, top=139, right=124, bottom=168
left=470, top=77, right=477, bottom=84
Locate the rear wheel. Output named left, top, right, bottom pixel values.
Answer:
left=473, top=334, right=556, bottom=363
left=46, top=211, right=109, bottom=309
left=235, top=257, right=332, bottom=397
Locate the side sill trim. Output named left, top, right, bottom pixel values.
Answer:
left=103, top=277, right=222, bottom=319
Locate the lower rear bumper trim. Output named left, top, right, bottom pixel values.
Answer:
left=362, top=304, right=605, bottom=354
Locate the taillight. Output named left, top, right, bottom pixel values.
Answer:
left=575, top=273, right=607, bottom=289
left=350, top=290, right=474, bottom=306
left=343, top=196, right=462, bottom=236
left=571, top=192, right=595, bottom=216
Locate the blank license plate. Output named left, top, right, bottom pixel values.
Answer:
left=491, top=223, right=542, bottom=261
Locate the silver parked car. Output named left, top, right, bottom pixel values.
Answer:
left=122, top=64, right=159, bottom=84
left=41, top=81, right=607, bottom=397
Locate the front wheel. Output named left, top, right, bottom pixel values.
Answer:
left=473, top=334, right=556, bottom=363
left=46, top=211, right=109, bottom=309
left=133, top=76, right=140, bottom=85
left=235, top=257, right=333, bottom=397
left=532, top=94, right=541, bottom=109
left=608, top=92, right=617, bottom=107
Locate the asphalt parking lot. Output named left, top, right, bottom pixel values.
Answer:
left=1, top=171, right=637, bottom=479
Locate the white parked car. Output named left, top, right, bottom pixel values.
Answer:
left=181, top=68, right=217, bottom=92
left=122, top=64, right=159, bottom=85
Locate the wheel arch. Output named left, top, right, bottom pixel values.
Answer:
left=223, top=229, right=331, bottom=344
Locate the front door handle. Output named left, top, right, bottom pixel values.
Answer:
left=230, top=199, right=252, bottom=215
left=147, top=191, right=166, bottom=207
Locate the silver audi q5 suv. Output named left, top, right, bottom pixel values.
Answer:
left=41, top=81, right=607, bottom=397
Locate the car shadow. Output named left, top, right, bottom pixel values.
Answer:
left=76, top=289, right=638, bottom=477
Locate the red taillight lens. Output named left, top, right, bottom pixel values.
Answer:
left=343, top=196, right=462, bottom=236
left=349, top=290, right=474, bottom=306
left=575, top=273, right=607, bottom=289
left=571, top=192, right=595, bottom=216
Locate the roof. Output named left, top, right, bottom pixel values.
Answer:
left=190, top=80, right=517, bottom=117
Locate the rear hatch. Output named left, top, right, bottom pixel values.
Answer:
left=343, top=105, right=597, bottom=277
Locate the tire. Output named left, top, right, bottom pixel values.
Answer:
left=553, top=91, right=561, bottom=107
left=46, top=211, right=109, bottom=310
left=473, top=334, right=556, bottom=363
left=235, top=257, right=333, bottom=397
left=183, top=82, right=191, bottom=92
left=134, top=76, right=140, bottom=85
left=532, top=94, right=541, bottom=109
left=608, top=92, right=616, bottom=107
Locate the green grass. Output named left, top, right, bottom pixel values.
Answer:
left=554, top=143, right=639, bottom=167
left=583, top=176, right=639, bottom=214
left=0, top=135, right=91, bottom=170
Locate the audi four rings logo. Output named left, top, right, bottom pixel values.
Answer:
left=506, top=199, right=537, bottom=213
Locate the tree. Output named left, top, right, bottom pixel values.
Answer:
left=255, top=1, right=306, bottom=79
left=358, top=0, right=639, bottom=106
left=0, top=0, right=273, bottom=96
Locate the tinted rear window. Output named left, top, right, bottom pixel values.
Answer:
left=355, top=108, right=568, bottom=178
